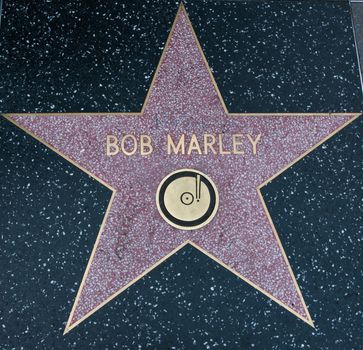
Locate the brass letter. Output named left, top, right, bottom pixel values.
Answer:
left=187, top=134, right=202, bottom=155
left=204, top=134, right=217, bottom=155
left=121, top=134, right=137, bottom=156
left=232, top=134, right=245, bottom=155
left=167, top=134, right=185, bottom=155
left=140, top=135, right=153, bottom=156
left=106, top=135, right=119, bottom=156
left=218, top=134, right=231, bottom=155
left=246, top=133, right=261, bottom=155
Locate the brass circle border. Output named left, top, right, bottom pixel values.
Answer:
left=156, top=168, right=219, bottom=230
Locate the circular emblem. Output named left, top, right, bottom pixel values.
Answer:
left=156, top=169, right=219, bottom=230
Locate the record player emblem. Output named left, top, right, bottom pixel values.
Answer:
left=156, top=169, right=219, bottom=230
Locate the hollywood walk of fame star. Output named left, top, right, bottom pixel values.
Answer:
left=4, top=4, right=360, bottom=334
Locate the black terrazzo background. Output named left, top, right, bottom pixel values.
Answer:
left=352, top=2, right=363, bottom=75
left=186, top=0, right=363, bottom=113
left=1, top=0, right=363, bottom=349
left=0, top=0, right=362, bottom=113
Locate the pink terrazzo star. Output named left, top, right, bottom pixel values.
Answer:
left=7, top=5, right=360, bottom=333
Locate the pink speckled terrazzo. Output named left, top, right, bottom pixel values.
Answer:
left=11, top=8, right=355, bottom=331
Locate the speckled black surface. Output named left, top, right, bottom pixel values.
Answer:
left=186, top=0, right=363, bottom=113
left=0, top=0, right=362, bottom=113
left=352, top=3, right=363, bottom=75
left=1, top=0, right=363, bottom=349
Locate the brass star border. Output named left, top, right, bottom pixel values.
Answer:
left=3, top=3, right=361, bottom=334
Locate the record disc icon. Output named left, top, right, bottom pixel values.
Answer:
left=156, top=169, right=219, bottom=230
